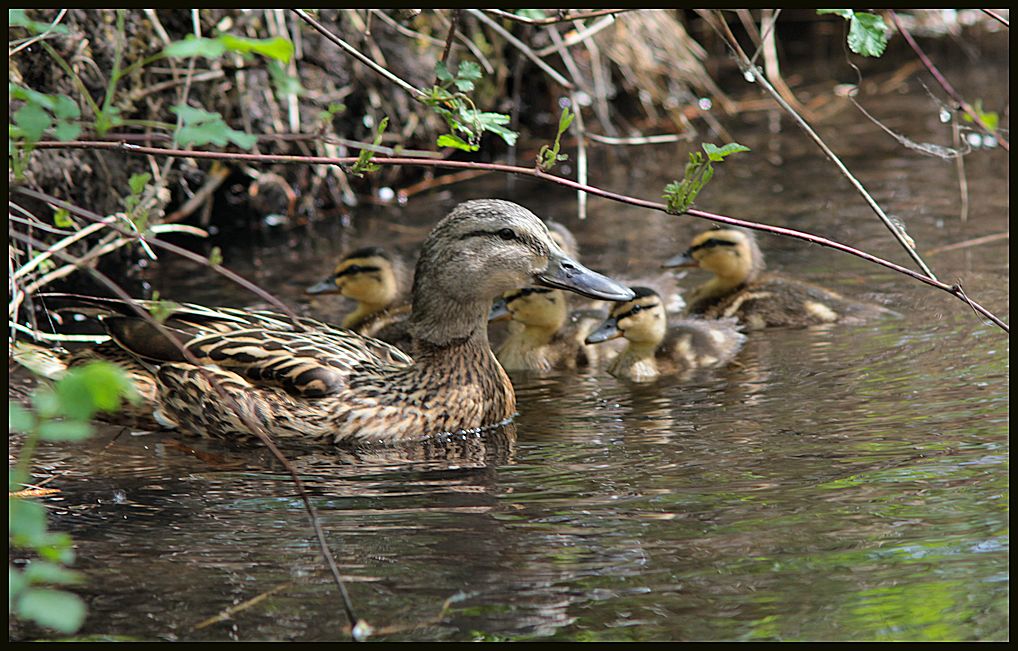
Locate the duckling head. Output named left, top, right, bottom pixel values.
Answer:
left=489, top=287, right=567, bottom=331
left=585, top=286, right=666, bottom=347
left=545, top=220, right=580, bottom=260
left=306, top=247, right=400, bottom=305
left=410, top=200, right=632, bottom=346
left=663, top=227, right=765, bottom=285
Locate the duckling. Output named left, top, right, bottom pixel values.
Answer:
left=664, top=227, right=896, bottom=330
left=30, top=200, right=633, bottom=445
left=488, top=286, right=607, bottom=371
left=305, top=247, right=412, bottom=344
left=585, top=287, right=746, bottom=382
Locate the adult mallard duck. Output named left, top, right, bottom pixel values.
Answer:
left=305, top=246, right=413, bottom=349
left=487, top=286, right=607, bottom=372
left=663, top=227, right=896, bottom=330
left=32, top=200, right=633, bottom=445
left=585, top=286, right=746, bottom=382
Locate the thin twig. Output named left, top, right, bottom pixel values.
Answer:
left=888, top=10, right=1008, bottom=152
left=535, top=15, right=619, bottom=58
left=292, top=9, right=425, bottom=100
left=586, top=133, right=691, bottom=146
left=483, top=8, right=634, bottom=26
left=926, top=231, right=1008, bottom=256
left=979, top=9, right=1009, bottom=27
left=952, top=117, right=969, bottom=222
left=194, top=582, right=293, bottom=630
left=439, top=9, right=460, bottom=70
left=25, top=140, right=1008, bottom=333
left=700, top=9, right=941, bottom=282
left=467, top=9, right=574, bottom=90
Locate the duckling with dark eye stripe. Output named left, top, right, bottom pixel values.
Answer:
left=585, top=287, right=746, bottom=382
left=306, top=246, right=413, bottom=348
left=488, top=286, right=608, bottom=372
left=664, top=227, right=897, bottom=330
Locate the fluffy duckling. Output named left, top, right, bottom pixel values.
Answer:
left=305, top=246, right=412, bottom=338
left=488, top=286, right=607, bottom=372
left=585, top=287, right=746, bottom=382
left=664, top=227, right=895, bottom=330
left=31, top=200, right=633, bottom=445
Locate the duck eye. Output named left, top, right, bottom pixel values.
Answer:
left=497, top=228, right=517, bottom=241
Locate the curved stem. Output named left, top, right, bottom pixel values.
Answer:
left=24, top=140, right=1009, bottom=334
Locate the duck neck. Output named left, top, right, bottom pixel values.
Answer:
left=408, top=290, right=491, bottom=349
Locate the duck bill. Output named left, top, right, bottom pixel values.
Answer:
left=488, top=297, right=511, bottom=322
left=535, top=253, right=634, bottom=302
left=306, top=278, right=339, bottom=295
left=584, top=317, right=622, bottom=344
left=661, top=250, right=698, bottom=269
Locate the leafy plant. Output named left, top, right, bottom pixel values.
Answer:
left=817, top=9, right=890, bottom=58
left=536, top=106, right=574, bottom=171
left=171, top=105, right=258, bottom=150
left=8, top=84, right=81, bottom=179
left=350, top=116, right=389, bottom=177
left=663, top=142, right=750, bottom=214
left=424, top=61, right=518, bottom=152
left=10, top=362, right=138, bottom=635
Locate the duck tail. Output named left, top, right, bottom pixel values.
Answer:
left=11, top=340, right=70, bottom=381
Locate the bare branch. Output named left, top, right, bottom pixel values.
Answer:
left=25, top=140, right=1009, bottom=333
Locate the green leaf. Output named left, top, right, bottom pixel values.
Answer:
left=38, top=420, right=93, bottom=442
left=171, top=105, right=257, bottom=150
left=50, top=95, right=80, bottom=120
left=128, top=172, right=151, bottom=196
left=702, top=142, right=751, bottom=162
left=16, top=588, right=87, bottom=634
left=31, top=389, right=61, bottom=419
left=435, top=60, right=454, bottom=83
left=436, top=133, right=477, bottom=151
left=9, top=498, right=48, bottom=545
left=217, top=34, right=294, bottom=63
left=962, top=100, right=1000, bottom=131
left=54, top=361, right=135, bottom=420
left=816, top=9, right=853, bottom=19
left=164, top=36, right=227, bottom=59
left=847, top=12, right=889, bottom=58
left=9, top=403, right=36, bottom=433
left=208, top=246, right=223, bottom=266
left=23, top=561, right=84, bottom=586
left=36, top=532, right=75, bottom=564
left=13, top=103, right=53, bottom=142
left=9, top=9, right=70, bottom=34
left=456, top=61, right=482, bottom=83
left=267, top=60, right=303, bottom=98
left=10, top=566, right=27, bottom=610
left=53, top=121, right=81, bottom=141
left=453, top=77, right=475, bottom=93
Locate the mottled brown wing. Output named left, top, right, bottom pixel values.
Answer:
left=185, top=325, right=411, bottom=398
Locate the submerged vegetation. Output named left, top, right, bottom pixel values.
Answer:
left=8, top=8, right=1008, bottom=642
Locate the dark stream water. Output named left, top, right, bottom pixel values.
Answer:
left=10, top=54, right=1009, bottom=641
